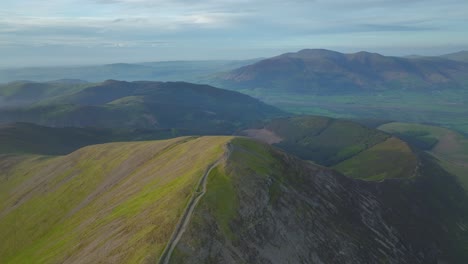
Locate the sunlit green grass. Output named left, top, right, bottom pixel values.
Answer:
left=334, top=137, right=417, bottom=181
left=0, top=136, right=232, bottom=263
left=379, top=122, right=468, bottom=190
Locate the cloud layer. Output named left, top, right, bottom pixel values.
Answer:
left=1, top=0, right=468, bottom=66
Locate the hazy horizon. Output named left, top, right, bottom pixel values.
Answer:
left=1, top=0, right=468, bottom=67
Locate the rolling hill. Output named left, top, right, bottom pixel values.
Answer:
left=0, top=80, right=285, bottom=133
left=1, top=136, right=467, bottom=263
left=0, top=80, right=91, bottom=107
left=379, top=122, right=468, bottom=190
left=242, top=116, right=417, bottom=181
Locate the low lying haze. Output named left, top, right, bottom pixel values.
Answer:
left=1, top=0, right=468, bottom=67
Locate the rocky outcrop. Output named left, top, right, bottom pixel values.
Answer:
left=170, top=139, right=467, bottom=264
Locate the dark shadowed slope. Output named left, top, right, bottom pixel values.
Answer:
left=0, top=122, right=200, bottom=155
left=0, top=80, right=285, bottom=133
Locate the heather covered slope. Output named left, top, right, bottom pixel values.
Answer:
left=0, top=136, right=233, bottom=263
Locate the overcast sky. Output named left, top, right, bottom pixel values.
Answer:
left=1, top=0, right=468, bottom=67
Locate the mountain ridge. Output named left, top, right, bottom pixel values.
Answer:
left=0, top=80, right=286, bottom=132
left=214, top=48, right=468, bottom=93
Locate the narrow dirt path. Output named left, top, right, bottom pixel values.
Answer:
left=158, top=145, right=231, bottom=264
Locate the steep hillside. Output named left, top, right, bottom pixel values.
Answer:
left=1, top=136, right=467, bottom=263
left=0, top=136, right=233, bottom=263
left=0, top=80, right=285, bottom=133
left=172, top=138, right=468, bottom=263
left=214, top=49, right=468, bottom=93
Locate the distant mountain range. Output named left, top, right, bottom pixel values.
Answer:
left=212, top=49, right=468, bottom=93
left=2, top=50, right=468, bottom=89
left=0, top=59, right=261, bottom=83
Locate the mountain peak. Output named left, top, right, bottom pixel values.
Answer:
left=216, top=48, right=468, bottom=93
left=346, top=51, right=386, bottom=61
left=279, top=49, right=344, bottom=60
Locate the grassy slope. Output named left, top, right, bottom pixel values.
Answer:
left=379, top=122, right=468, bottom=189
left=0, top=136, right=232, bottom=263
left=333, top=137, right=417, bottom=181
left=243, top=116, right=421, bottom=182
left=256, top=116, right=389, bottom=166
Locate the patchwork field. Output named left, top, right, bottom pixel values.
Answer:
left=239, top=89, right=468, bottom=135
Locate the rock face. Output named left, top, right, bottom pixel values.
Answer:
left=171, top=138, right=467, bottom=264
